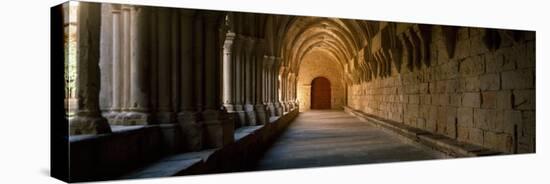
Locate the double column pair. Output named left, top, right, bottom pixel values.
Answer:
left=222, top=34, right=269, bottom=128
left=151, top=9, right=234, bottom=150
left=262, top=56, right=284, bottom=117
left=278, top=68, right=298, bottom=113
left=104, top=5, right=150, bottom=125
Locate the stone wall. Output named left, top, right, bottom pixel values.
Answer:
left=297, top=50, right=346, bottom=111
left=68, top=109, right=299, bottom=182
left=348, top=26, right=535, bottom=153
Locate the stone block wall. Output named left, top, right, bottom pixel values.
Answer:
left=348, top=26, right=535, bottom=153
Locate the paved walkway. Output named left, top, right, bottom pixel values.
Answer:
left=254, top=110, right=447, bottom=170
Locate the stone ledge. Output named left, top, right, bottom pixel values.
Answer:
left=118, top=109, right=299, bottom=179
left=120, top=149, right=215, bottom=179
left=344, top=106, right=502, bottom=157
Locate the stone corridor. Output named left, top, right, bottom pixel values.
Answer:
left=254, top=111, right=446, bottom=170
left=54, top=1, right=535, bottom=182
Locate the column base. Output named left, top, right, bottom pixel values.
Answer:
left=177, top=111, right=203, bottom=152
left=280, top=101, right=287, bottom=113
left=223, top=104, right=237, bottom=112
left=293, top=101, right=300, bottom=111
left=233, top=104, right=246, bottom=128
left=274, top=102, right=283, bottom=116
left=254, top=104, right=268, bottom=125
left=156, top=111, right=176, bottom=124
left=266, top=102, right=275, bottom=117
left=286, top=102, right=293, bottom=111
left=123, top=111, right=151, bottom=125
left=223, top=104, right=240, bottom=128
left=201, top=109, right=234, bottom=148
left=103, top=111, right=120, bottom=124
left=112, top=112, right=129, bottom=125
left=159, top=123, right=181, bottom=154
left=244, top=104, right=256, bottom=126
left=69, top=115, right=112, bottom=135
left=110, top=111, right=151, bottom=125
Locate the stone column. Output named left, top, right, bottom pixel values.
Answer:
left=222, top=31, right=242, bottom=128
left=177, top=9, right=202, bottom=152
left=253, top=41, right=269, bottom=124
left=291, top=74, right=297, bottom=109
left=243, top=37, right=257, bottom=125
left=125, top=6, right=151, bottom=125
left=265, top=56, right=276, bottom=117
left=291, top=74, right=296, bottom=109
left=112, top=5, right=131, bottom=124
left=70, top=2, right=112, bottom=135
left=273, top=58, right=283, bottom=116
left=289, top=73, right=293, bottom=110
left=233, top=35, right=246, bottom=127
left=222, top=32, right=236, bottom=110
left=202, top=12, right=234, bottom=148
left=154, top=8, right=180, bottom=154
left=149, top=8, right=158, bottom=123
left=107, top=5, right=122, bottom=122
left=99, top=4, right=113, bottom=115
left=121, top=5, right=131, bottom=114
left=280, top=69, right=288, bottom=113
left=156, top=8, right=175, bottom=123
left=194, top=13, right=204, bottom=113
left=171, top=9, right=181, bottom=116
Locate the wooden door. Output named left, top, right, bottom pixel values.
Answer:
left=311, top=77, right=331, bottom=109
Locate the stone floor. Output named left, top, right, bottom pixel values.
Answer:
left=253, top=110, right=447, bottom=170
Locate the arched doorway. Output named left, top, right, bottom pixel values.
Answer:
left=310, top=77, right=331, bottom=109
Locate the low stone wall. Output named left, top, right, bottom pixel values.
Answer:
left=68, top=126, right=163, bottom=182
left=190, top=109, right=299, bottom=174
left=68, top=109, right=299, bottom=182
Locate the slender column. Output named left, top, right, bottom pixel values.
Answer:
left=233, top=35, right=246, bottom=127
left=99, top=4, right=113, bottom=115
left=294, top=74, right=299, bottom=109
left=289, top=73, right=295, bottom=110
left=121, top=5, right=131, bottom=112
left=202, top=14, right=219, bottom=111
left=279, top=69, right=286, bottom=113
left=222, top=32, right=236, bottom=110
left=177, top=9, right=202, bottom=152
left=265, top=56, right=276, bottom=117
left=113, top=5, right=131, bottom=124
left=288, top=74, right=293, bottom=110
left=291, top=74, right=297, bottom=109
left=284, top=70, right=292, bottom=112
left=149, top=8, right=158, bottom=123
left=108, top=5, right=122, bottom=122
left=292, top=75, right=295, bottom=109
left=156, top=8, right=174, bottom=123
left=202, top=12, right=234, bottom=148
left=243, top=37, right=257, bottom=125
left=171, top=9, right=180, bottom=115
left=222, top=31, right=243, bottom=129
left=70, top=2, right=111, bottom=135
left=125, top=6, right=151, bottom=125
left=194, top=13, right=204, bottom=113
left=253, top=41, right=268, bottom=124
left=273, top=59, right=283, bottom=116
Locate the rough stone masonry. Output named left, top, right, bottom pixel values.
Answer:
left=348, top=26, right=535, bottom=153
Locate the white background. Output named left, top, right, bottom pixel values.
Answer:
left=0, top=0, right=547, bottom=183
